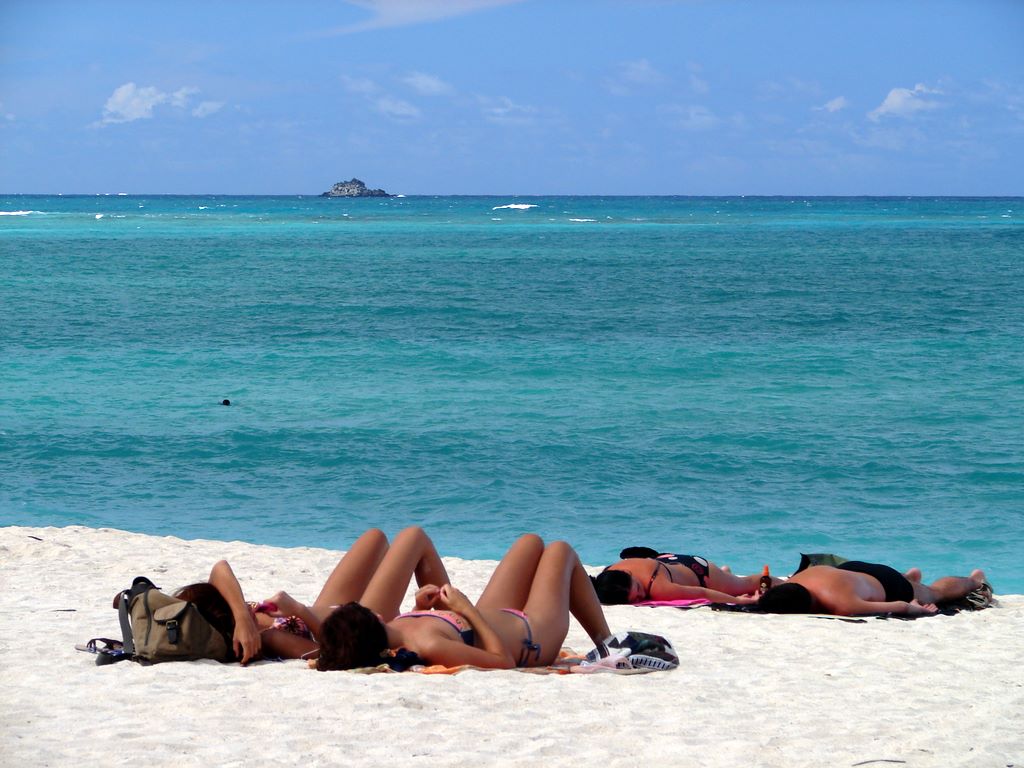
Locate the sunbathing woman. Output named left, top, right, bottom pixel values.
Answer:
left=592, top=547, right=779, bottom=605
left=316, top=534, right=612, bottom=671
left=173, top=526, right=448, bottom=664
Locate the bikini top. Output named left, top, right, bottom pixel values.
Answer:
left=394, top=610, right=476, bottom=646
left=644, top=561, right=674, bottom=598
left=249, top=601, right=314, bottom=640
left=641, top=554, right=712, bottom=598
left=654, top=554, right=710, bottom=588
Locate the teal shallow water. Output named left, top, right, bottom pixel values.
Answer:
left=2, top=195, right=1022, bottom=591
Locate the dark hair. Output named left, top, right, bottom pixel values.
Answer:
left=619, top=546, right=660, bottom=559
left=316, top=602, right=389, bottom=671
left=592, top=570, right=634, bottom=605
left=758, top=583, right=813, bottom=614
left=175, top=582, right=235, bottom=644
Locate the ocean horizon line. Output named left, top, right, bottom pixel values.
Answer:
left=4, top=192, right=1023, bottom=200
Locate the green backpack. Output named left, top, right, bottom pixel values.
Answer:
left=116, top=576, right=231, bottom=664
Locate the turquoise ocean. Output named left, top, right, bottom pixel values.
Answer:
left=2, top=195, right=1022, bottom=592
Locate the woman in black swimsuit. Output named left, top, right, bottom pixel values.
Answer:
left=593, top=549, right=776, bottom=605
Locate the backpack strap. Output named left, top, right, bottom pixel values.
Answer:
left=117, top=589, right=135, bottom=656
left=116, top=577, right=160, bottom=657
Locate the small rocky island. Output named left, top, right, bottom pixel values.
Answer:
left=321, top=178, right=390, bottom=197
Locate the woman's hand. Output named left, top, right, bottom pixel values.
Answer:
left=233, top=613, right=262, bottom=664
left=414, top=585, right=442, bottom=610
left=905, top=599, right=938, bottom=617
left=263, top=590, right=303, bottom=618
left=436, top=584, right=473, bottom=614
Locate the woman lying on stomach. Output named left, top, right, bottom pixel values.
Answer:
left=592, top=547, right=781, bottom=605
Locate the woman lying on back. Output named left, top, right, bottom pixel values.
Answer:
left=592, top=546, right=780, bottom=605
left=172, top=526, right=448, bottom=664
left=316, top=533, right=612, bottom=670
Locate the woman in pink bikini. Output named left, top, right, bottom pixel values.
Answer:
left=315, top=533, right=611, bottom=671
left=175, top=526, right=449, bottom=664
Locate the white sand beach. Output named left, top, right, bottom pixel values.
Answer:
left=2, top=525, right=1021, bottom=767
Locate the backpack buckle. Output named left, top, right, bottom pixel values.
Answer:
left=166, top=619, right=180, bottom=644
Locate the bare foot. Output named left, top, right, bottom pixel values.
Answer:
left=721, top=565, right=732, bottom=574
left=904, top=567, right=922, bottom=583
left=969, top=569, right=987, bottom=585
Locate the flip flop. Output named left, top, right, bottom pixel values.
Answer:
left=75, top=637, right=130, bottom=665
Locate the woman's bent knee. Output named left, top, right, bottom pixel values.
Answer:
left=516, top=533, right=544, bottom=549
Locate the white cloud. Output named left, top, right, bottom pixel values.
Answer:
left=100, top=83, right=168, bottom=124
left=97, top=83, right=221, bottom=126
left=340, top=74, right=423, bottom=121
left=868, top=83, right=941, bottom=122
left=660, top=104, right=719, bottom=131
left=340, top=74, right=379, bottom=95
left=606, top=59, right=666, bottom=95
left=192, top=101, right=224, bottom=118
left=814, top=96, right=849, bottom=113
left=402, top=71, right=453, bottom=96
left=687, top=62, right=708, bottom=95
left=478, top=95, right=537, bottom=125
left=326, top=0, right=525, bottom=35
left=375, top=96, right=420, bottom=120
left=170, top=87, right=200, bottom=108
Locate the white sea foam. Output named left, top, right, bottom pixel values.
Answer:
left=95, top=214, right=104, bottom=219
left=568, top=218, right=597, bottom=223
left=198, top=206, right=209, bottom=210
left=0, top=210, right=43, bottom=216
left=492, top=203, right=538, bottom=210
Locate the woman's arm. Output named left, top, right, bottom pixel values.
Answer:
left=208, top=560, right=261, bottom=664
left=435, top=584, right=515, bottom=669
left=830, top=597, right=939, bottom=617
left=649, top=581, right=758, bottom=604
left=258, top=627, right=319, bottom=660
left=261, top=591, right=326, bottom=641
left=417, top=636, right=516, bottom=670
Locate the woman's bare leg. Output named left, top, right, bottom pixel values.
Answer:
left=476, top=534, right=545, bottom=611
left=522, top=541, right=609, bottom=664
left=359, top=527, right=450, bottom=621
left=568, top=555, right=611, bottom=644
left=312, top=528, right=389, bottom=612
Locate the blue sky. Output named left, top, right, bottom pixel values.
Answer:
left=1, top=0, right=1022, bottom=195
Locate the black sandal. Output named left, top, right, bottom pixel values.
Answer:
left=75, top=637, right=130, bottom=665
